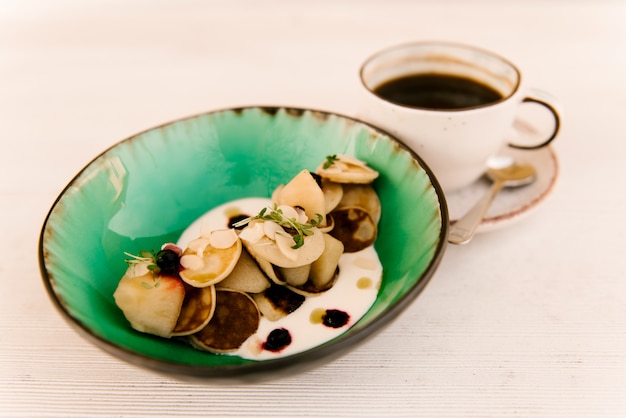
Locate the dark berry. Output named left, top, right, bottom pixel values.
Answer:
left=263, top=328, right=292, bottom=352
left=155, top=249, right=179, bottom=276
left=322, top=309, right=350, bottom=328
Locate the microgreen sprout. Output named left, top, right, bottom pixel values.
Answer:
left=124, top=250, right=154, bottom=266
left=233, top=204, right=323, bottom=249
left=323, top=154, right=339, bottom=169
left=124, top=250, right=161, bottom=288
left=141, top=279, right=161, bottom=289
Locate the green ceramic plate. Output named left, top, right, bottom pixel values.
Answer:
left=39, top=107, right=448, bottom=382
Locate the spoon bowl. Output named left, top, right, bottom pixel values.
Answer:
left=449, top=160, right=536, bottom=244
left=487, top=163, right=536, bottom=188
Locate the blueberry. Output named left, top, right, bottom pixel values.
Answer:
left=263, top=328, right=292, bottom=352
left=322, top=309, right=350, bottom=328
left=155, top=249, right=179, bottom=276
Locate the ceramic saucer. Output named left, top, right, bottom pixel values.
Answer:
left=445, top=145, right=559, bottom=233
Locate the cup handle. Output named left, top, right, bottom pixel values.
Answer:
left=508, top=88, right=562, bottom=150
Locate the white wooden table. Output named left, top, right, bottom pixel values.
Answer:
left=3, top=1, right=626, bottom=416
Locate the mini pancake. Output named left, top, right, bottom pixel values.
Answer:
left=336, top=184, right=381, bottom=224
left=329, top=206, right=377, bottom=253
left=190, top=289, right=260, bottom=353
left=321, top=179, right=343, bottom=214
left=217, top=248, right=271, bottom=294
left=179, top=230, right=242, bottom=288
left=171, top=285, right=216, bottom=337
left=316, top=154, right=379, bottom=184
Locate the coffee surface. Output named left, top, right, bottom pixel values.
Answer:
left=374, top=73, right=503, bottom=110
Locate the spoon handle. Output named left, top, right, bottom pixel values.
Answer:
left=448, top=180, right=504, bottom=244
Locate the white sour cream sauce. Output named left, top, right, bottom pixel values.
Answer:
left=177, top=197, right=382, bottom=360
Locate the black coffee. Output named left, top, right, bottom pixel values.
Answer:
left=373, top=73, right=503, bottom=110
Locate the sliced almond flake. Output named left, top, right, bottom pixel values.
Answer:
left=275, top=233, right=299, bottom=261
left=277, top=204, right=299, bottom=221
left=318, top=166, right=378, bottom=184
left=263, top=220, right=283, bottom=240
left=187, top=237, right=210, bottom=253
left=180, top=254, right=204, bottom=270
left=337, top=154, right=367, bottom=167
left=294, top=206, right=308, bottom=224
left=210, top=229, right=238, bottom=249
left=317, top=154, right=379, bottom=184
left=239, top=222, right=265, bottom=244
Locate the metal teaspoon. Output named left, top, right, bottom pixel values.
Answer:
left=448, top=161, right=536, bottom=245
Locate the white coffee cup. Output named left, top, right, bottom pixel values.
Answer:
left=359, top=41, right=561, bottom=192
